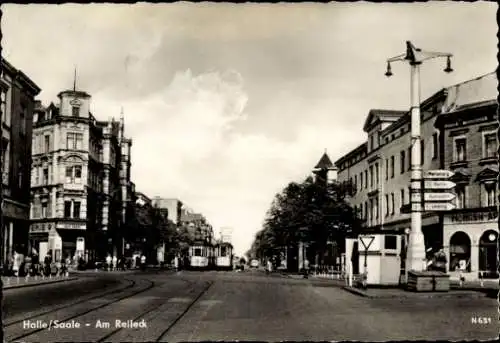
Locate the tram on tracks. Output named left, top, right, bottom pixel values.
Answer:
left=214, top=242, right=234, bottom=271
left=186, top=241, right=214, bottom=270
left=185, top=241, right=234, bottom=271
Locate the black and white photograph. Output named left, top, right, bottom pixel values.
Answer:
left=0, top=1, right=498, bottom=342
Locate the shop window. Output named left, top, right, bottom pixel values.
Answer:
left=449, top=231, right=471, bottom=272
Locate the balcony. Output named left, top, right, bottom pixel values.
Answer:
left=450, top=160, right=469, bottom=169
left=447, top=207, right=498, bottom=224
left=479, top=156, right=497, bottom=166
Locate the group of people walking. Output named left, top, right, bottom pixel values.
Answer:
left=103, top=254, right=147, bottom=271
left=2, top=247, right=72, bottom=277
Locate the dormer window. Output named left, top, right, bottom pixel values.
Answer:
left=72, top=106, right=80, bottom=117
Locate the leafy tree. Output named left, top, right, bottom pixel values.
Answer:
left=250, top=175, right=360, bottom=265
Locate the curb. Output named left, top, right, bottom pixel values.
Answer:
left=3, top=277, right=79, bottom=290
left=342, top=286, right=487, bottom=299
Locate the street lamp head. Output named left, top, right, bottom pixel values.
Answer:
left=444, top=56, right=453, bottom=73
left=385, top=62, right=393, bottom=77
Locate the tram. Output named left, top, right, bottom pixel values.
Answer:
left=186, top=241, right=214, bottom=270
left=214, top=242, right=234, bottom=271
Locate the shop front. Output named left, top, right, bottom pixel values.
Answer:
left=2, top=199, right=30, bottom=265
left=443, top=208, right=499, bottom=280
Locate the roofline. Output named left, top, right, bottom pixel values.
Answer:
left=445, top=71, right=497, bottom=89
left=1, top=58, right=41, bottom=95
left=57, top=90, right=91, bottom=98
left=334, top=142, right=367, bottom=166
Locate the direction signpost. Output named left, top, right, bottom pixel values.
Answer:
left=422, top=170, right=456, bottom=212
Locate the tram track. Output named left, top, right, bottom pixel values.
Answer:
left=96, top=280, right=214, bottom=343
left=4, top=278, right=137, bottom=327
left=7, top=278, right=157, bottom=342
left=153, top=280, right=214, bottom=342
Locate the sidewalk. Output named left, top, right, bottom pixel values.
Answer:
left=2, top=274, right=78, bottom=290
left=342, top=285, right=492, bottom=299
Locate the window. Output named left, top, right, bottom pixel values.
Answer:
left=18, top=169, right=23, bottom=189
left=20, top=106, right=26, bottom=135
left=485, top=184, right=496, bottom=207
left=370, top=135, right=374, bottom=151
left=364, top=170, right=368, bottom=189
left=34, top=167, right=39, bottom=185
left=374, top=198, right=379, bottom=219
left=66, top=166, right=73, bottom=183
left=454, top=138, right=467, bottom=162
left=64, top=201, right=72, bottom=217
left=67, top=133, right=75, bottom=149
left=421, top=139, right=425, bottom=165
left=44, top=135, right=50, bottom=153
left=220, top=246, right=227, bottom=257
left=401, top=189, right=405, bottom=206
left=73, top=201, right=81, bottom=218
left=354, top=175, right=358, bottom=190
left=400, top=150, right=405, bottom=174
left=384, top=235, right=397, bottom=250
left=375, top=163, right=379, bottom=185
left=385, top=194, right=389, bottom=216
left=391, top=193, right=395, bottom=215
left=76, top=133, right=83, bottom=150
left=369, top=165, right=373, bottom=188
left=194, top=248, right=202, bottom=257
left=400, top=128, right=404, bottom=136
left=408, top=186, right=411, bottom=203
left=364, top=201, right=368, bottom=219
left=41, top=202, right=48, bottom=218
left=483, top=133, right=497, bottom=158
left=74, top=166, right=82, bottom=183
left=408, top=147, right=412, bottom=171
left=43, top=168, right=49, bottom=185
left=432, top=133, right=438, bottom=159
left=1, top=138, right=9, bottom=186
left=72, top=106, right=80, bottom=117
left=385, top=158, right=389, bottom=180
left=455, top=186, right=466, bottom=209
left=390, top=156, right=395, bottom=178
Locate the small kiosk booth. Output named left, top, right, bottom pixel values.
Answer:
left=346, top=233, right=404, bottom=286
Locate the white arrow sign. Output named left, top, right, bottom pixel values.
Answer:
left=424, top=192, right=456, bottom=201
left=424, top=170, right=454, bottom=179
left=424, top=180, right=456, bottom=189
left=424, top=202, right=456, bottom=211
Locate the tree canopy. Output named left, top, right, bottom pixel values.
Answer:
left=249, top=176, right=361, bottom=262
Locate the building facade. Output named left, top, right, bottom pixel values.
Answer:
left=29, top=89, right=133, bottom=263
left=435, top=72, right=498, bottom=280
left=335, top=72, right=498, bottom=280
left=1, top=59, right=41, bottom=266
left=151, top=197, right=183, bottom=226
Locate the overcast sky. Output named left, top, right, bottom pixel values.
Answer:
left=2, top=2, right=497, bottom=256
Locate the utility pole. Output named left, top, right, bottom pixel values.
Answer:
left=1, top=7, right=5, bottom=342
left=385, top=41, right=453, bottom=276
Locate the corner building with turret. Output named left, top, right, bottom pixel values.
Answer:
left=29, top=89, right=133, bottom=263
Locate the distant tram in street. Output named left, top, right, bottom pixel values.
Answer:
left=185, top=241, right=234, bottom=271
left=214, top=242, right=234, bottom=271
left=186, top=241, right=214, bottom=270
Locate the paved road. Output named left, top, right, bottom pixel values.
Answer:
left=2, top=269, right=497, bottom=342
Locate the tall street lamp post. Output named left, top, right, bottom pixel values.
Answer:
left=385, top=41, right=453, bottom=276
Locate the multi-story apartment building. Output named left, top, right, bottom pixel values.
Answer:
left=1, top=59, right=41, bottom=266
left=435, top=72, right=498, bottom=280
left=151, top=197, right=183, bottom=226
left=29, top=88, right=133, bottom=262
left=336, top=71, right=498, bottom=280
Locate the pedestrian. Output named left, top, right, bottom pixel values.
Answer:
left=12, top=250, right=20, bottom=277
left=303, top=259, right=310, bottom=279
left=140, top=254, right=146, bottom=271
left=105, top=254, right=112, bottom=271
left=112, top=255, right=117, bottom=271
left=266, top=260, right=272, bottom=274
left=174, top=255, right=179, bottom=271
